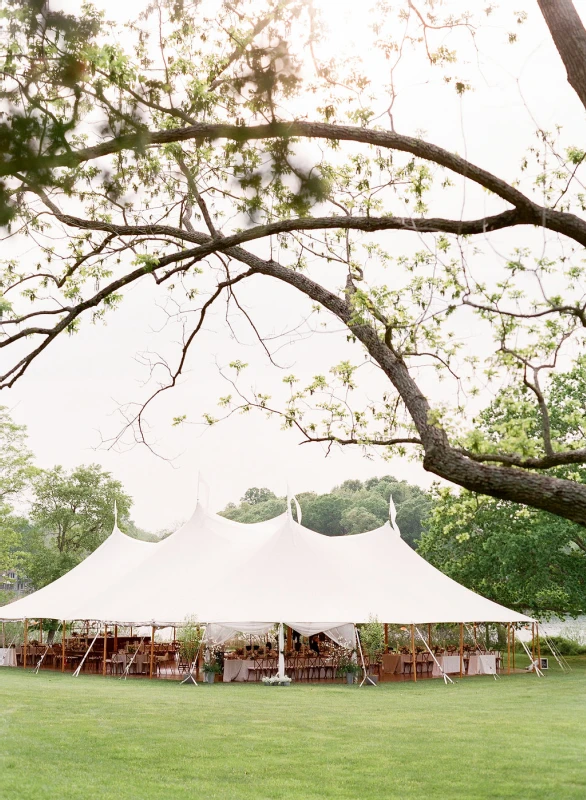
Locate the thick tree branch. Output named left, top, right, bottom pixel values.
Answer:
left=538, top=0, right=586, bottom=113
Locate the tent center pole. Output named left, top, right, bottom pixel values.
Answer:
left=149, top=626, right=155, bottom=679
left=459, top=623, right=463, bottom=678
left=23, top=619, right=28, bottom=670
left=102, top=624, right=108, bottom=676
left=61, top=621, right=66, bottom=672
left=384, top=623, right=389, bottom=653
left=507, top=624, right=511, bottom=675
left=278, top=623, right=285, bottom=679
left=39, top=619, right=43, bottom=645
left=410, top=624, right=416, bottom=683
left=536, top=623, right=541, bottom=671
left=512, top=627, right=516, bottom=671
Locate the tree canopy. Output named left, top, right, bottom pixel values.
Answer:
left=3, top=1, right=586, bottom=523
left=419, top=485, right=586, bottom=618
left=220, top=475, right=431, bottom=546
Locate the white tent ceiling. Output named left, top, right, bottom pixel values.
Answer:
left=0, top=502, right=533, bottom=626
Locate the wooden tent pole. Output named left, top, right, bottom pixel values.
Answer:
left=384, top=623, right=389, bottom=653
left=473, top=622, right=477, bottom=649
left=23, top=619, right=28, bottom=669
left=512, top=627, right=516, bottom=670
left=536, top=623, right=541, bottom=670
left=102, top=624, right=108, bottom=676
left=39, top=619, right=43, bottom=645
left=114, top=625, right=118, bottom=654
left=531, top=622, right=535, bottom=663
left=507, top=623, right=511, bottom=674
left=2, top=621, right=5, bottom=648
left=459, top=623, right=464, bottom=678
left=61, top=621, right=66, bottom=672
left=428, top=623, right=432, bottom=649
left=410, top=624, right=416, bottom=683
left=149, top=626, right=155, bottom=679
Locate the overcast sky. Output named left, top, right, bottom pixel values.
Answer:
left=4, top=0, right=586, bottom=531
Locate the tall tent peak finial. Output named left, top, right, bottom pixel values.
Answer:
left=389, top=495, right=401, bottom=536
left=286, top=483, right=302, bottom=524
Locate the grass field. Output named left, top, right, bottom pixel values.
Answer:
left=1, top=661, right=585, bottom=800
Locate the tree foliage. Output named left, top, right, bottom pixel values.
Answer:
left=419, top=485, right=586, bottom=618
left=4, top=1, right=586, bottom=524
left=220, top=475, right=431, bottom=546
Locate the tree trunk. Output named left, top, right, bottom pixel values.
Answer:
left=538, top=0, right=586, bottom=112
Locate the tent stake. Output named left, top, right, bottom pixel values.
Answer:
left=459, top=623, right=463, bottom=678
left=149, top=626, right=155, bottom=679
left=23, top=619, right=28, bottom=670
left=410, top=624, right=416, bottom=683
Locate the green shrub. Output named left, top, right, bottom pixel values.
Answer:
left=539, top=636, right=586, bottom=656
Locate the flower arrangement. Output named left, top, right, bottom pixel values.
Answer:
left=262, top=675, right=292, bottom=686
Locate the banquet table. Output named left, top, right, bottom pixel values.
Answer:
left=432, top=654, right=462, bottom=677
left=381, top=653, right=402, bottom=674
left=0, top=648, right=16, bottom=667
left=467, top=654, right=497, bottom=675
left=223, top=659, right=257, bottom=682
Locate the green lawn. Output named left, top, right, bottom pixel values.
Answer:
left=0, top=662, right=585, bottom=800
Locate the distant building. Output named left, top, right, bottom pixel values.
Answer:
left=0, top=570, right=29, bottom=597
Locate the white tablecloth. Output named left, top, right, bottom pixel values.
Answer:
left=223, top=659, right=255, bottom=682
left=0, top=648, right=17, bottom=667
left=432, top=655, right=462, bottom=677
left=467, top=654, right=497, bottom=675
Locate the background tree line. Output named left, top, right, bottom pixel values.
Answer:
left=0, top=406, right=155, bottom=603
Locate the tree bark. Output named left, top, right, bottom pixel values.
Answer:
left=538, top=0, right=586, bottom=112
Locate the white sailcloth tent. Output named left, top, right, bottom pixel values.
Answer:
left=0, top=524, right=157, bottom=621
left=0, top=499, right=532, bottom=628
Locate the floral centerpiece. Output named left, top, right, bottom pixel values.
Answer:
left=262, top=675, right=292, bottom=686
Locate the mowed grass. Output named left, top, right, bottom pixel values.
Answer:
left=1, top=661, right=585, bottom=800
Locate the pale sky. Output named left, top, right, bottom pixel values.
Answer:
left=4, top=0, right=586, bottom=530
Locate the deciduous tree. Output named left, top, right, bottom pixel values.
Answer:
left=3, top=1, right=586, bottom=524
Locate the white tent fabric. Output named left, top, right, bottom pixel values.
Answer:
left=0, top=525, right=156, bottom=621
left=0, top=501, right=533, bottom=626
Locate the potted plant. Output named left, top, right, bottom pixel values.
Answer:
left=203, top=661, right=221, bottom=683
left=177, top=616, right=204, bottom=685
left=360, top=616, right=385, bottom=686
left=336, top=654, right=361, bottom=685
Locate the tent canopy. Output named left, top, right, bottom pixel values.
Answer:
left=0, top=525, right=156, bottom=621
left=0, top=500, right=533, bottom=627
